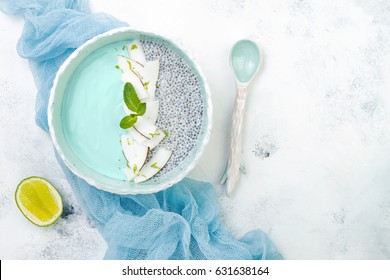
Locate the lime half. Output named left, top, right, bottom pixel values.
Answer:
left=15, top=176, right=63, bottom=227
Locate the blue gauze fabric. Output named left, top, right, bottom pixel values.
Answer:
left=0, top=0, right=282, bottom=259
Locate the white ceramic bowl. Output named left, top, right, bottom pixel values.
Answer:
left=48, top=27, right=212, bottom=194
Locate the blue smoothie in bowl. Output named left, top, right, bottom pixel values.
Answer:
left=48, top=28, right=212, bottom=194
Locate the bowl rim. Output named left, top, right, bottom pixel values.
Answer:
left=48, top=27, right=213, bottom=194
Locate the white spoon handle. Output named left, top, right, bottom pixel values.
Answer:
left=226, top=86, right=248, bottom=195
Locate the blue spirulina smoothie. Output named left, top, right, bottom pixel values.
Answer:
left=62, top=42, right=128, bottom=180
left=62, top=39, right=204, bottom=181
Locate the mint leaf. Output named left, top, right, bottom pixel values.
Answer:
left=123, top=82, right=147, bottom=115
left=120, top=83, right=147, bottom=129
left=123, top=82, right=141, bottom=112
left=143, top=81, right=150, bottom=90
left=137, top=103, right=146, bottom=116
left=127, top=60, right=133, bottom=71
left=151, top=162, right=160, bottom=170
left=120, top=114, right=138, bottom=129
left=115, top=65, right=123, bottom=73
left=149, top=131, right=161, bottom=138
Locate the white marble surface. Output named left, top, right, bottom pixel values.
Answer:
left=1, top=0, right=390, bottom=259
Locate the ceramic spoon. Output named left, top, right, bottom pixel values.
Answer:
left=220, top=39, right=262, bottom=195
